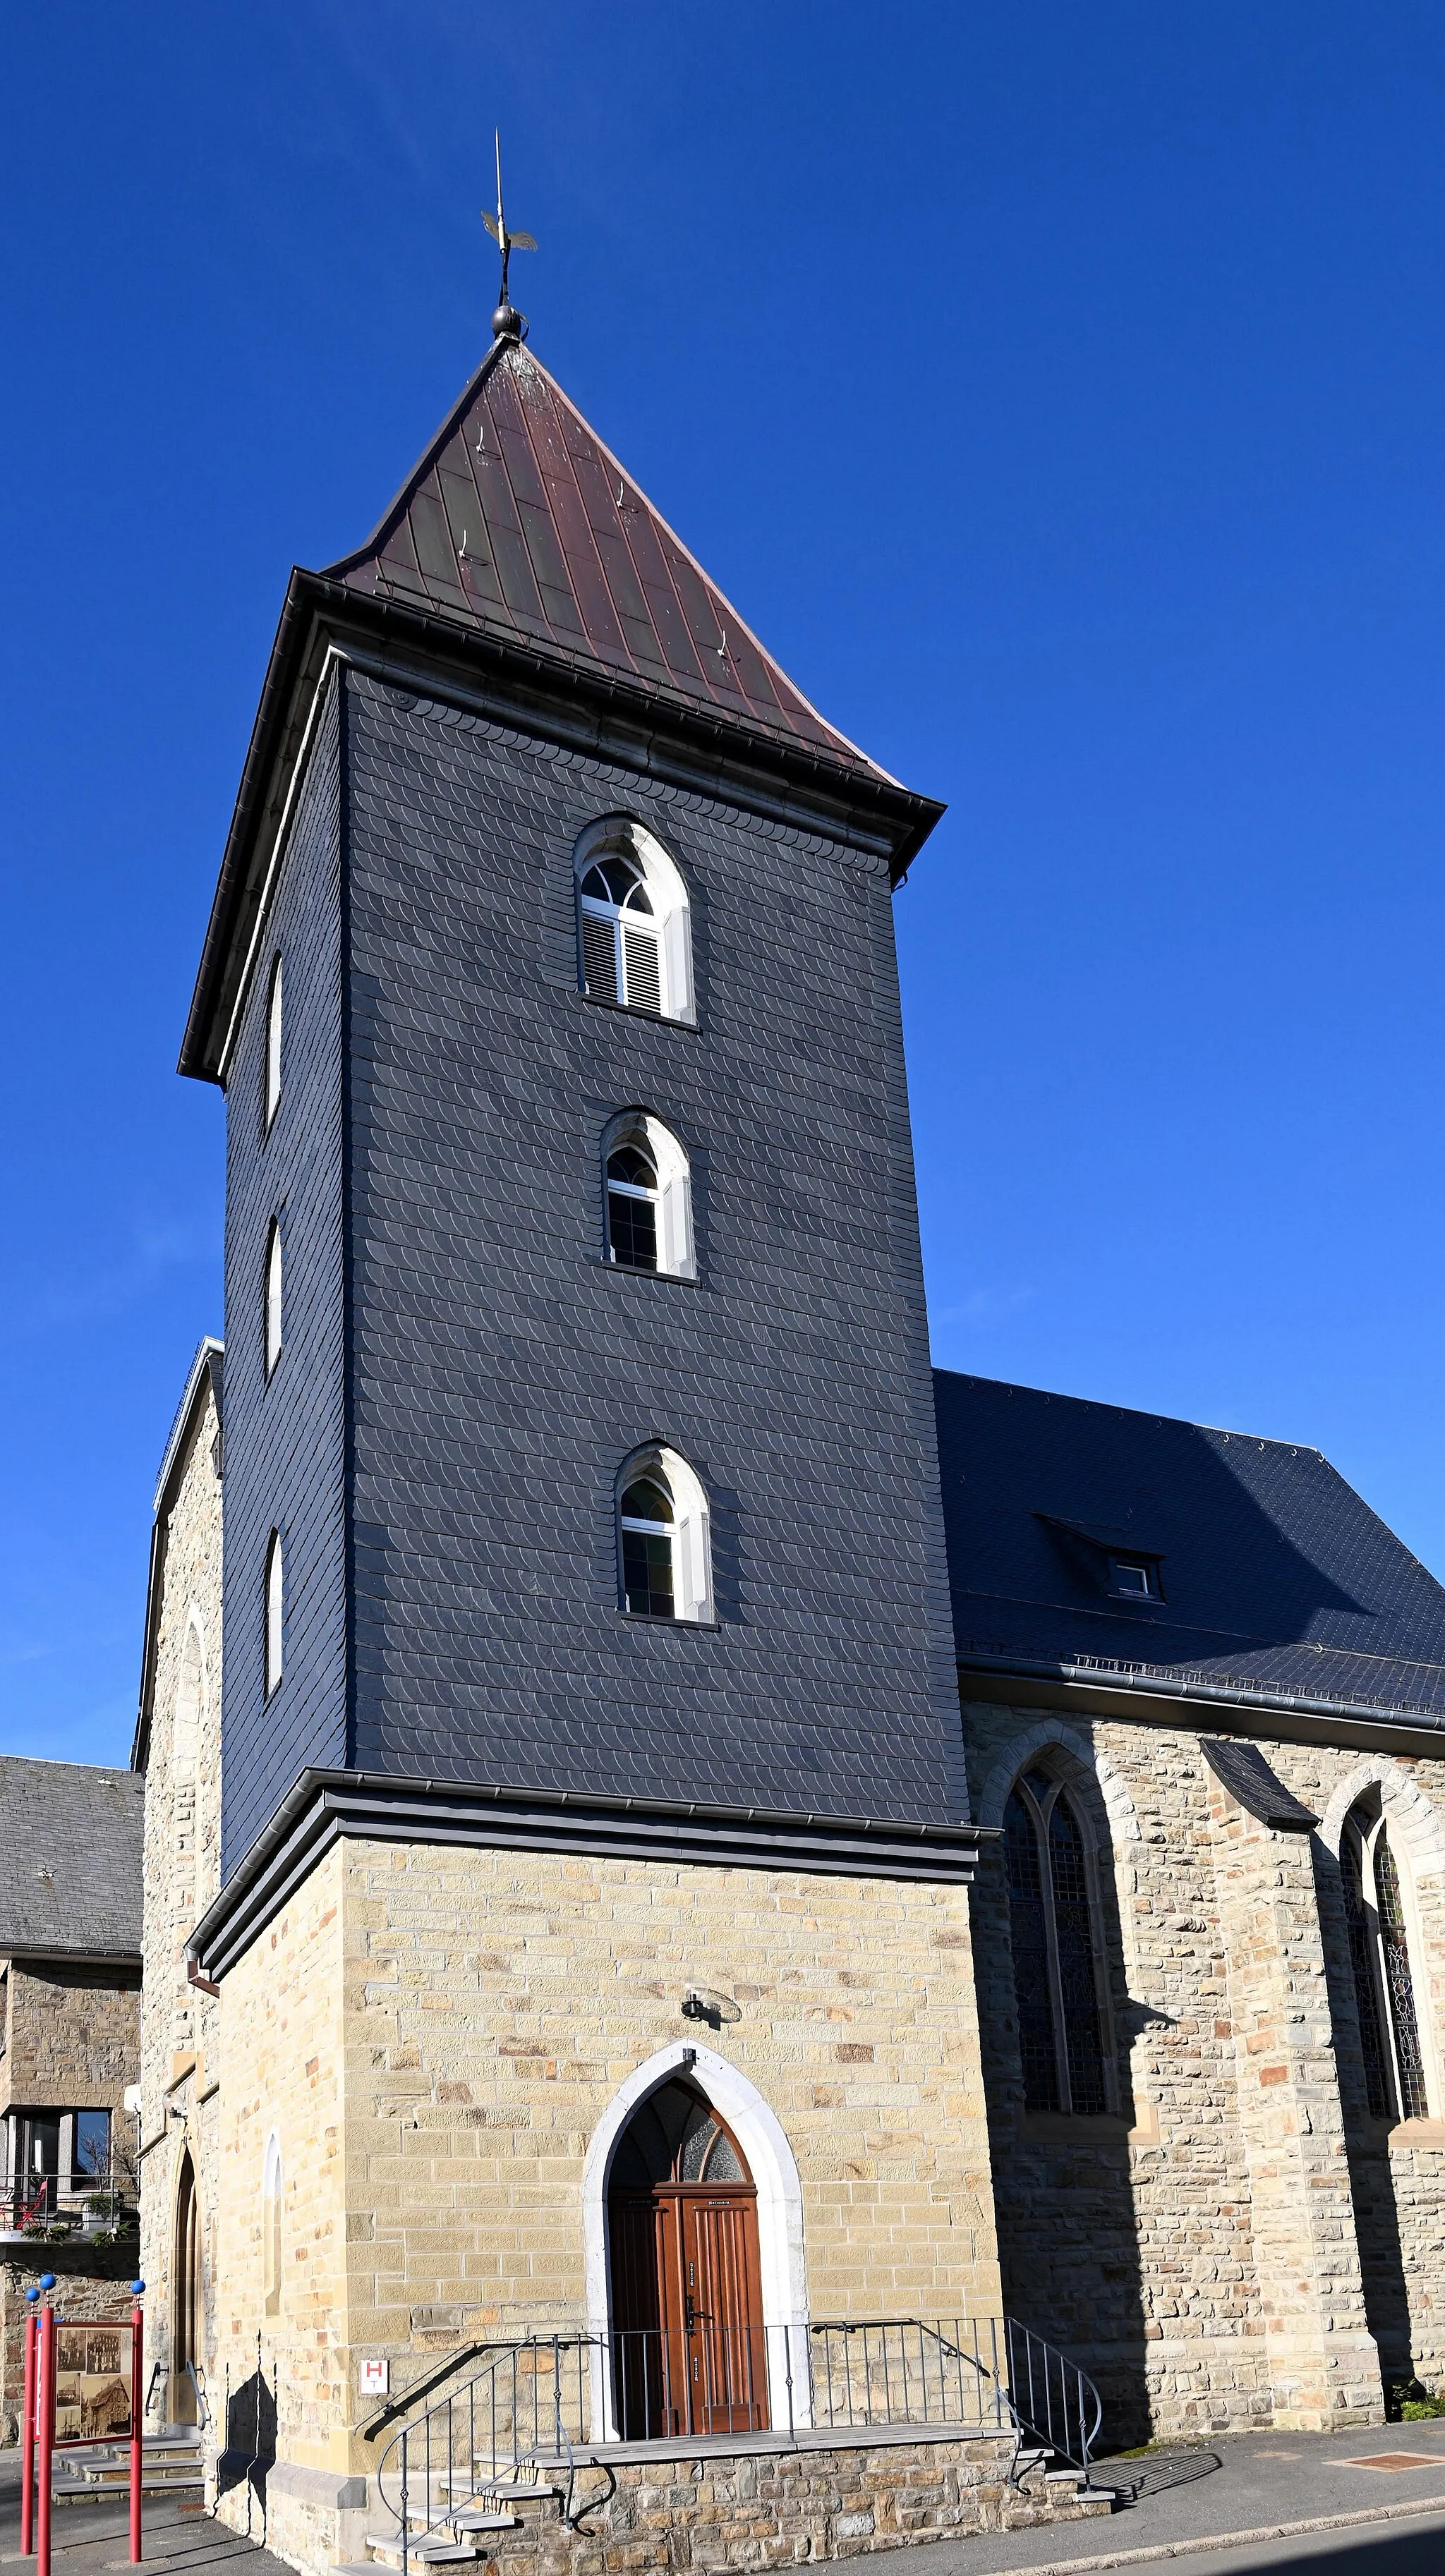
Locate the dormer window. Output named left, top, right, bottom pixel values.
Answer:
left=1110, top=1558, right=1159, bottom=1600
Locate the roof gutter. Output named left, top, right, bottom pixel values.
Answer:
left=958, top=1649, right=1445, bottom=1754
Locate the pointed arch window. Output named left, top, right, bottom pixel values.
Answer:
left=1003, top=1768, right=1111, bottom=2115
left=576, top=821, right=694, bottom=1023
left=264, top=957, right=283, bottom=1131
left=264, top=1533, right=284, bottom=1698
left=603, top=1113, right=695, bottom=1277
left=1342, top=1797, right=1429, bottom=2121
left=264, top=1220, right=283, bottom=1379
left=617, top=1448, right=712, bottom=1624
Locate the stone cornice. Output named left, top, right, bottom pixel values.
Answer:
left=188, top=1769, right=987, bottom=1983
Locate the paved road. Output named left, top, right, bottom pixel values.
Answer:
left=917, top=2421, right=1445, bottom=2576
left=0, top=2456, right=291, bottom=2575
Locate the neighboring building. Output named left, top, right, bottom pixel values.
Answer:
left=127, top=282, right=1445, bottom=2574
left=0, top=1755, right=145, bottom=2441
left=0, top=1758, right=144, bottom=2228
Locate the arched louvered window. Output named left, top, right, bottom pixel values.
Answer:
left=576, top=821, right=693, bottom=1022
left=603, top=1112, right=695, bottom=1277
left=264, top=956, right=283, bottom=1131
left=1003, top=1768, right=1111, bottom=2115
left=1342, top=1797, right=1430, bottom=2121
left=265, top=1220, right=283, bottom=1379
left=617, top=1447, right=711, bottom=1624
left=264, top=1532, right=284, bottom=1699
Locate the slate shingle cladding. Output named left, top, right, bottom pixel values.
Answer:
left=215, top=664, right=965, bottom=1880
left=340, top=671, right=963, bottom=1824
left=220, top=681, right=347, bottom=1873
left=933, top=1370, right=1445, bottom=1723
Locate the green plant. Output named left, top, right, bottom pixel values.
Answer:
left=85, top=2192, right=118, bottom=2215
left=1387, top=2379, right=1445, bottom=2420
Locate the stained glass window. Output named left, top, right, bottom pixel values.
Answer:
left=1343, top=1834, right=1389, bottom=2119
left=1374, top=1828, right=1429, bottom=2122
left=1003, top=1773, right=1112, bottom=2116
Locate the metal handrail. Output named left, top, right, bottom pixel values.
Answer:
left=1003, top=2317, right=1102, bottom=2472
left=371, top=2312, right=1103, bottom=2569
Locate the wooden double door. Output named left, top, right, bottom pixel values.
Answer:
left=607, top=2079, right=768, bottom=2439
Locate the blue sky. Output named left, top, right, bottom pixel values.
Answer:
left=5, top=2, right=1444, bottom=1763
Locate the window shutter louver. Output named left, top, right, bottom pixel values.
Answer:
left=582, top=911, right=620, bottom=1002
left=622, top=925, right=662, bottom=1014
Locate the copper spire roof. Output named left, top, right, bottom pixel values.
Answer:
left=320, top=336, right=892, bottom=784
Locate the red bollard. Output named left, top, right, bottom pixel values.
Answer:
left=129, top=2295, right=145, bottom=2564
left=35, top=2304, right=54, bottom=2576
left=19, top=2301, right=37, bottom=2556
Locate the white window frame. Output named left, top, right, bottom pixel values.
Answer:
left=576, top=820, right=694, bottom=1024
left=602, top=1112, right=696, bottom=1280
left=264, top=956, right=283, bottom=1131
left=264, top=1533, right=284, bottom=1697
left=616, top=1445, right=713, bottom=1624
left=265, top=1220, right=283, bottom=1380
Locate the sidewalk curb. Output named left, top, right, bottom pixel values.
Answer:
left=986, top=2487, right=1445, bottom=2576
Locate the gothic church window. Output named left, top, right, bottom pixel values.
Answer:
left=617, top=1448, right=712, bottom=1623
left=603, top=1113, right=695, bottom=1277
left=264, top=956, right=283, bottom=1131
left=1003, top=1768, right=1110, bottom=2115
left=576, top=821, right=693, bottom=1023
left=265, top=1220, right=283, bottom=1379
left=264, top=1533, right=284, bottom=1697
left=1342, top=1797, right=1430, bottom=2121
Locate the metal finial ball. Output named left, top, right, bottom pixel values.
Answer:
left=492, top=301, right=526, bottom=342
left=131, top=2280, right=146, bottom=2296
left=39, top=2273, right=56, bottom=2290
left=25, top=2286, right=40, bottom=2302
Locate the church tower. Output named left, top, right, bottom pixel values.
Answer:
left=175, top=285, right=1001, bottom=2569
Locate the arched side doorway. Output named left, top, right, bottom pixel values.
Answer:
left=607, top=2078, right=767, bottom=2438
left=171, top=2149, right=201, bottom=2425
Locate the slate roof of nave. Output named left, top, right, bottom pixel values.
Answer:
left=0, top=1757, right=145, bottom=1958
left=320, top=336, right=889, bottom=784
left=933, top=1371, right=1445, bottom=1725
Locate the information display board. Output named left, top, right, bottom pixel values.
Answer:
left=52, top=2322, right=135, bottom=2444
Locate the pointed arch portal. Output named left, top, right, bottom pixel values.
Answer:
left=607, top=2077, right=765, bottom=2436
left=584, top=2041, right=809, bottom=2437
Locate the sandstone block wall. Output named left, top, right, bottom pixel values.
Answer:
left=0, top=1960, right=140, bottom=2126
left=205, top=1835, right=998, bottom=2515
left=137, top=1377, right=223, bottom=2420
left=965, top=1696, right=1445, bottom=2438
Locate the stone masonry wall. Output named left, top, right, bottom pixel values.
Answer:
left=206, top=1833, right=999, bottom=2568
left=138, top=1377, right=224, bottom=2422
left=964, top=1697, right=1445, bottom=2441
left=0, top=1961, right=140, bottom=2124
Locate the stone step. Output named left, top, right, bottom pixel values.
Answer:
left=365, top=2540, right=487, bottom=2567
left=471, top=2474, right=559, bottom=2498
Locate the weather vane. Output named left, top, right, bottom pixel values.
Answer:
left=483, top=131, right=536, bottom=341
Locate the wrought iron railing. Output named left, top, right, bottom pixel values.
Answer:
left=372, top=2316, right=1102, bottom=2571
left=1004, top=2317, right=1101, bottom=2472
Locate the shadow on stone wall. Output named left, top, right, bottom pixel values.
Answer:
left=971, top=1814, right=1152, bottom=2448
left=1313, top=1837, right=1415, bottom=2397
left=216, top=2364, right=276, bottom=2514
